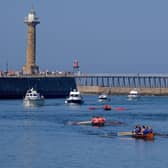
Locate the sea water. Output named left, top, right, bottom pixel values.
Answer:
left=0, top=95, right=168, bottom=168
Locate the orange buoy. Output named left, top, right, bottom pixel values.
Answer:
left=103, top=104, right=111, bottom=110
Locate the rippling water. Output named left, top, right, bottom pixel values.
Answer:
left=0, top=95, right=168, bottom=168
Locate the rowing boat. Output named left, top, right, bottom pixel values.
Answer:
left=118, top=131, right=154, bottom=140
left=132, top=132, right=154, bottom=140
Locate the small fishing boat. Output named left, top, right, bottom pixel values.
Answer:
left=98, top=93, right=111, bottom=102
left=91, top=116, right=106, bottom=126
left=128, top=89, right=140, bottom=99
left=23, top=88, right=44, bottom=106
left=65, top=89, right=84, bottom=104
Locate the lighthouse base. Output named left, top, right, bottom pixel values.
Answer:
left=22, top=64, right=39, bottom=75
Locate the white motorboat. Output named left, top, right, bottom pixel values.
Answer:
left=128, top=90, right=140, bottom=99
left=98, top=94, right=111, bottom=102
left=23, top=88, right=44, bottom=106
left=65, top=89, right=84, bottom=104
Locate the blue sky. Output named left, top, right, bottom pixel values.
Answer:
left=0, top=0, right=168, bottom=73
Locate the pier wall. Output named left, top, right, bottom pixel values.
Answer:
left=0, top=76, right=76, bottom=99
left=77, top=86, right=168, bottom=95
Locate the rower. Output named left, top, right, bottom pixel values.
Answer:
left=91, top=116, right=106, bottom=126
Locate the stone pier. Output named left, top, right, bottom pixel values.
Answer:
left=77, top=86, right=168, bottom=95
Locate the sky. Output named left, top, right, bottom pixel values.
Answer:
left=0, top=0, right=168, bottom=74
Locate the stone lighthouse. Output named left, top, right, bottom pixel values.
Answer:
left=22, top=8, right=40, bottom=75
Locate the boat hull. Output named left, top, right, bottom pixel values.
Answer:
left=128, top=95, right=140, bottom=99
left=23, top=99, right=45, bottom=106
left=98, top=98, right=111, bottom=102
left=132, top=133, right=154, bottom=140
left=91, top=123, right=105, bottom=127
left=65, top=99, right=84, bottom=104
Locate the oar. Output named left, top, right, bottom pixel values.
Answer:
left=154, top=132, right=168, bottom=137
left=88, top=106, right=102, bottom=110
left=117, top=132, right=133, bottom=136
left=106, top=121, right=125, bottom=126
left=88, top=107, right=97, bottom=110
left=67, top=121, right=91, bottom=125
left=76, top=121, right=92, bottom=125
left=114, top=107, right=126, bottom=111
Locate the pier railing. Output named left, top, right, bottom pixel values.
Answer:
left=2, top=72, right=168, bottom=89
left=74, top=74, right=168, bottom=88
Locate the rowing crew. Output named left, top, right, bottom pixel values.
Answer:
left=132, top=125, right=153, bottom=135
left=91, top=116, right=106, bottom=126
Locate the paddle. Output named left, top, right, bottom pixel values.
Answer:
left=117, top=132, right=133, bottom=136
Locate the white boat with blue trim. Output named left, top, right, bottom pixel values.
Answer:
left=128, top=89, right=140, bottom=99
left=23, top=88, right=44, bottom=106
left=98, top=93, right=111, bottom=102
left=65, top=89, right=84, bottom=104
